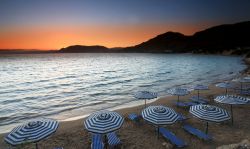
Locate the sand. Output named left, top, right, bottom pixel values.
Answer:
left=1, top=59, right=250, bottom=149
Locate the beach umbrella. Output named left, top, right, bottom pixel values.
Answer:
left=190, top=105, right=230, bottom=134
left=193, top=84, right=209, bottom=99
left=239, top=78, right=250, bottom=93
left=5, top=118, right=59, bottom=149
left=84, top=110, right=124, bottom=148
left=134, top=91, right=157, bottom=108
left=215, top=82, right=232, bottom=94
left=214, top=95, right=249, bottom=124
left=84, top=110, right=124, bottom=134
left=142, top=105, right=179, bottom=138
left=167, top=88, right=190, bottom=106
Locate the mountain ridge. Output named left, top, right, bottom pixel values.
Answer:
left=60, top=21, right=250, bottom=54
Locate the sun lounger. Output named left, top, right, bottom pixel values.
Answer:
left=107, top=132, right=121, bottom=148
left=177, top=113, right=189, bottom=122
left=91, top=134, right=104, bottom=149
left=174, top=102, right=197, bottom=107
left=190, top=96, right=208, bottom=104
left=128, top=113, right=141, bottom=124
left=159, top=127, right=187, bottom=148
left=183, top=124, right=212, bottom=141
left=54, top=147, right=63, bottom=149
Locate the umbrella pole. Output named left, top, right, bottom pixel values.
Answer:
left=145, top=99, right=146, bottom=108
left=231, top=105, right=234, bottom=125
left=205, top=122, right=208, bottom=134
left=105, top=134, right=107, bottom=149
left=177, top=96, right=180, bottom=107
left=241, top=82, right=243, bottom=94
left=197, top=90, right=200, bottom=100
left=226, top=88, right=228, bottom=95
left=36, top=142, right=38, bottom=149
left=157, top=126, right=159, bottom=139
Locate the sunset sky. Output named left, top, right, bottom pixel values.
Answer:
left=1, top=0, right=250, bottom=50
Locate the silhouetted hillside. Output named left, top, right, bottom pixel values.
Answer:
left=59, top=21, right=250, bottom=54
left=189, top=21, right=250, bottom=53
left=123, top=32, right=189, bottom=53
left=60, top=45, right=111, bottom=53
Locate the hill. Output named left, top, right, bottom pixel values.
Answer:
left=57, top=21, right=250, bottom=54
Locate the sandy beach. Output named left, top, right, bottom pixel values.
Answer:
left=0, top=81, right=249, bottom=149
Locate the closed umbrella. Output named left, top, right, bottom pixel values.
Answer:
left=215, top=82, right=232, bottom=94
left=134, top=91, right=157, bottom=108
left=84, top=110, right=124, bottom=148
left=5, top=118, right=59, bottom=149
left=142, top=105, right=179, bottom=138
left=167, top=88, right=190, bottom=107
left=190, top=105, right=230, bottom=134
left=214, top=95, right=249, bottom=124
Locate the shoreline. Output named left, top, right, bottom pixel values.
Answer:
left=0, top=56, right=249, bottom=148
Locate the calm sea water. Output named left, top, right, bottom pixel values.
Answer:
left=0, top=53, right=246, bottom=133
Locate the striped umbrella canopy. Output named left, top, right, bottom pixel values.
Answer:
left=215, top=82, right=232, bottom=94
left=239, top=77, right=250, bottom=83
left=142, top=105, right=179, bottom=138
left=214, top=95, right=249, bottom=124
left=134, top=91, right=157, bottom=108
left=192, top=84, right=209, bottom=103
left=5, top=118, right=59, bottom=148
left=237, top=77, right=250, bottom=94
left=84, top=110, right=124, bottom=134
left=167, top=88, right=190, bottom=106
left=190, top=105, right=230, bottom=134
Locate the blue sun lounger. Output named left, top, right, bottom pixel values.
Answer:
left=190, top=96, right=208, bottom=104
left=91, top=134, right=104, bottom=149
left=177, top=113, right=189, bottom=122
left=159, top=127, right=187, bottom=148
left=183, top=124, right=212, bottom=141
left=128, top=113, right=141, bottom=124
left=174, top=101, right=197, bottom=107
left=107, top=132, right=122, bottom=148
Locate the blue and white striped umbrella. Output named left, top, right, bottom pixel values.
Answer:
left=215, top=82, right=232, bottom=94
left=134, top=91, right=157, bottom=108
left=214, top=95, right=249, bottom=124
left=142, top=105, right=179, bottom=138
left=190, top=105, right=230, bottom=133
left=84, top=110, right=124, bottom=134
left=193, top=84, right=208, bottom=100
left=167, top=88, right=190, bottom=96
left=5, top=118, right=59, bottom=146
left=167, top=88, right=190, bottom=106
left=237, top=77, right=250, bottom=94
left=215, top=95, right=249, bottom=105
left=239, top=77, right=250, bottom=83
left=243, top=76, right=250, bottom=80
left=193, top=84, right=209, bottom=90
left=142, top=106, right=179, bottom=125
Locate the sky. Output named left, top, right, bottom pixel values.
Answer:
left=0, top=0, right=250, bottom=50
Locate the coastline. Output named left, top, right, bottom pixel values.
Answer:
left=0, top=56, right=249, bottom=149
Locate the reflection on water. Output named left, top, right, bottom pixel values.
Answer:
left=0, top=53, right=246, bottom=132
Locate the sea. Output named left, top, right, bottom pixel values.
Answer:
left=0, top=53, right=246, bottom=133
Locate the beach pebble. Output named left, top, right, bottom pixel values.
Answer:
left=217, top=139, right=250, bottom=149
left=162, top=142, right=173, bottom=149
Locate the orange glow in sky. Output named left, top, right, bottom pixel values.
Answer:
left=1, top=0, right=250, bottom=50
left=0, top=23, right=205, bottom=50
